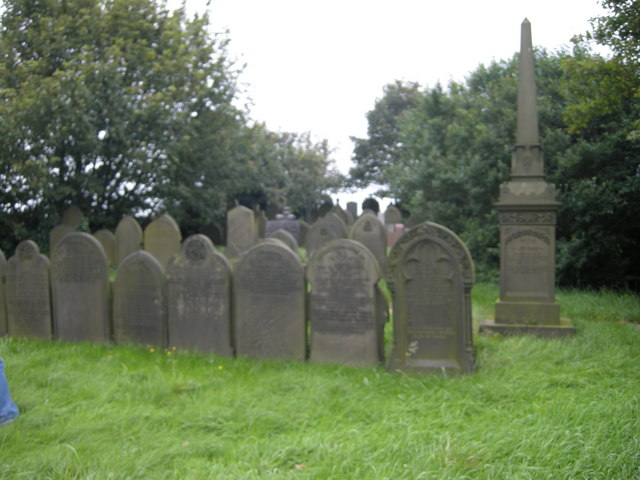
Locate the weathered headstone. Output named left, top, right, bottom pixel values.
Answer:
left=6, top=241, right=52, bottom=339
left=387, top=222, right=475, bottom=375
left=307, top=239, right=382, bottom=367
left=480, top=19, right=574, bottom=337
left=268, top=228, right=298, bottom=252
left=0, top=250, right=6, bottom=336
left=113, top=251, right=166, bottom=346
left=234, top=242, right=306, bottom=361
left=49, top=224, right=75, bottom=257
left=346, top=201, right=358, bottom=219
left=265, top=208, right=300, bottom=243
left=344, top=209, right=356, bottom=226
left=166, top=234, right=232, bottom=355
left=61, top=205, right=84, bottom=228
left=304, top=213, right=348, bottom=256
left=51, top=233, right=110, bottom=342
left=351, top=213, right=388, bottom=274
left=225, top=205, right=258, bottom=258
left=144, top=213, right=182, bottom=270
left=331, top=205, right=349, bottom=226
left=384, top=205, right=403, bottom=226
left=94, top=229, right=116, bottom=268
left=115, top=216, right=143, bottom=267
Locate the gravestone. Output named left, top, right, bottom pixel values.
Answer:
left=225, top=205, right=258, bottom=258
left=166, top=234, right=232, bottom=355
left=61, top=205, right=84, bottom=228
left=480, top=19, right=573, bottom=337
left=49, top=224, right=75, bottom=257
left=346, top=201, right=358, bottom=219
left=51, top=233, right=110, bottom=342
left=256, top=209, right=268, bottom=238
left=234, top=242, right=305, bottom=361
left=265, top=208, right=300, bottom=243
left=6, top=241, right=52, bottom=339
left=307, top=239, right=382, bottom=367
left=384, top=205, right=403, bottom=226
left=115, top=216, right=143, bottom=267
left=331, top=205, right=349, bottom=226
left=268, top=228, right=298, bottom=252
left=94, top=229, right=116, bottom=268
left=304, top=213, right=348, bottom=256
left=299, top=220, right=309, bottom=249
left=113, top=251, right=166, bottom=346
left=351, top=213, right=388, bottom=274
left=344, top=209, right=356, bottom=227
left=144, top=213, right=182, bottom=270
left=387, top=222, right=475, bottom=374
left=0, top=250, right=6, bottom=336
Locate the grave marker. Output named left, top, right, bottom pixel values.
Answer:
left=115, top=216, right=143, bottom=267
left=61, top=205, right=84, bottom=228
left=268, top=228, right=298, bottom=252
left=144, top=213, right=182, bottom=269
left=94, top=229, right=116, bottom=268
left=49, top=224, right=75, bottom=257
left=351, top=213, right=388, bottom=273
left=6, top=241, right=52, bottom=339
left=225, top=205, right=258, bottom=258
left=304, top=213, right=348, bottom=256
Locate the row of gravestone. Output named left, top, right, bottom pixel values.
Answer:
left=0, top=220, right=475, bottom=374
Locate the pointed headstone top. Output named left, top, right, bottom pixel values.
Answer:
left=517, top=17, right=538, bottom=147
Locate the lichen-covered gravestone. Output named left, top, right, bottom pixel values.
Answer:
left=304, top=213, right=348, bottom=257
left=225, top=205, right=258, bottom=258
left=387, top=222, right=475, bottom=375
left=166, top=234, right=233, bottom=355
left=268, top=228, right=298, bottom=252
left=94, top=229, right=116, bottom=268
left=61, top=205, right=84, bottom=228
left=144, top=213, right=182, bottom=270
left=6, top=241, right=52, bottom=339
left=0, top=250, right=6, bottom=336
left=115, top=216, right=143, bottom=267
left=351, top=213, right=388, bottom=274
left=49, top=223, right=75, bottom=257
left=234, top=241, right=306, bottom=361
left=51, top=233, right=110, bottom=342
left=307, top=239, right=383, bottom=367
left=113, top=251, right=166, bottom=346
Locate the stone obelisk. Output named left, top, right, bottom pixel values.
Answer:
left=480, top=19, right=575, bottom=337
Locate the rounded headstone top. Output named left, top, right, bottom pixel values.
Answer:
left=16, top=240, right=41, bottom=260
left=61, top=205, right=84, bottom=228
left=182, top=234, right=216, bottom=263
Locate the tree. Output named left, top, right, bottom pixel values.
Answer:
left=0, top=0, right=244, bottom=252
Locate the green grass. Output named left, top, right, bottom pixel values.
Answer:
left=1, top=284, right=639, bottom=479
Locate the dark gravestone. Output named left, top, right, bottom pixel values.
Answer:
left=0, top=250, right=6, bottom=336
left=166, top=234, right=233, bottom=355
left=113, top=251, right=166, bottom=346
left=61, top=205, right=84, bottom=228
left=49, top=224, right=75, bottom=257
left=265, top=208, right=300, bottom=243
left=387, top=222, right=475, bottom=375
left=268, top=228, right=298, bottom=252
left=94, top=229, right=116, bottom=268
left=115, top=216, right=143, bottom=267
left=307, top=239, right=382, bottom=367
left=304, top=213, right=348, bottom=256
left=144, top=213, right=182, bottom=270
left=256, top=209, right=268, bottom=238
left=351, top=213, right=388, bottom=274
left=51, top=233, right=110, bottom=342
left=346, top=201, right=358, bottom=219
left=6, top=241, right=52, bottom=339
left=225, top=205, right=258, bottom=258
left=234, top=242, right=306, bottom=361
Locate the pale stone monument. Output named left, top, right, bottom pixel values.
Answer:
left=6, top=241, right=52, bottom=339
left=144, top=213, right=182, bottom=270
left=480, top=19, right=575, bottom=337
left=115, top=216, right=143, bottom=267
left=305, top=213, right=348, bottom=256
left=387, top=222, right=475, bottom=374
left=225, top=205, right=258, bottom=258
left=94, top=229, right=116, bottom=268
left=350, top=212, right=388, bottom=274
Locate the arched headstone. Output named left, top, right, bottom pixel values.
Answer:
left=225, top=205, right=258, bottom=258
left=144, top=213, right=182, bottom=269
left=304, top=213, right=348, bottom=256
left=94, top=229, right=116, bottom=268
left=387, top=222, right=475, bottom=374
left=166, top=234, right=232, bottom=355
left=51, top=233, right=110, bottom=342
left=113, top=251, right=166, bottom=346
left=6, top=241, right=52, bottom=339
left=268, top=228, right=298, bottom=252
left=115, top=216, right=143, bottom=267
left=49, top=224, right=75, bottom=257
left=61, top=205, right=84, bottom=228
left=234, top=242, right=306, bottom=361
left=307, top=239, right=382, bottom=367
left=351, top=213, right=388, bottom=274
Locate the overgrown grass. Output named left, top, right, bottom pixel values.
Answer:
left=1, top=284, right=638, bottom=479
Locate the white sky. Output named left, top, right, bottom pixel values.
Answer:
left=168, top=0, right=607, bottom=211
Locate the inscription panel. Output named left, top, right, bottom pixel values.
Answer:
left=503, top=227, right=554, bottom=301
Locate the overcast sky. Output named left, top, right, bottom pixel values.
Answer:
left=167, top=0, right=607, bottom=209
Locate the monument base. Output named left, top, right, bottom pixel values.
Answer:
left=495, top=299, right=561, bottom=325
left=479, top=317, right=576, bottom=338
left=388, top=356, right=474, bottom=376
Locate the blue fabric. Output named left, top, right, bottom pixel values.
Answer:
left=0, top=357, right=19, bottom=425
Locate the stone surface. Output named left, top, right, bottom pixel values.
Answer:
left=351, top=213, right=388, bottom=274
left=0, top=250, right=6, bottom=336
left=268, top=228, right=299, bottom=252
left=265, top=208, right=300, bottom=243
left=166, top=234, right=232, bottom=355
left=115, top=216, right=143, bottom=267
left=307, top=239, right=382, bottom=367
left=144, top=213, right=182, bottom=270
left=94, top=229, right=116, bottom=268
left=51, top=233, right=110, bottom=342
left=256, top=209, right=268, bottom=238
left=304, top=213, right=348, bottom=256
left=61, top=205, right=84, bottom=228
left=384, top=205, right=403, bottom=226
left=113, top=251, right=166, bottom=346
left=6, top=241, right=52, bottom=339
left=387, top=222, right=475, bottom=375
left=331, top=205, right=349, bottom=226
left=49, top=224, right=75, bottom=257
left=234, top=241, right=305, bottom=361
left=225, top=205, right=258, bottom=258
left=346, top=201, right=358, bottom=219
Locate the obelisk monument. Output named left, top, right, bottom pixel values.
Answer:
left=480, top=19, right=575, bottom=337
